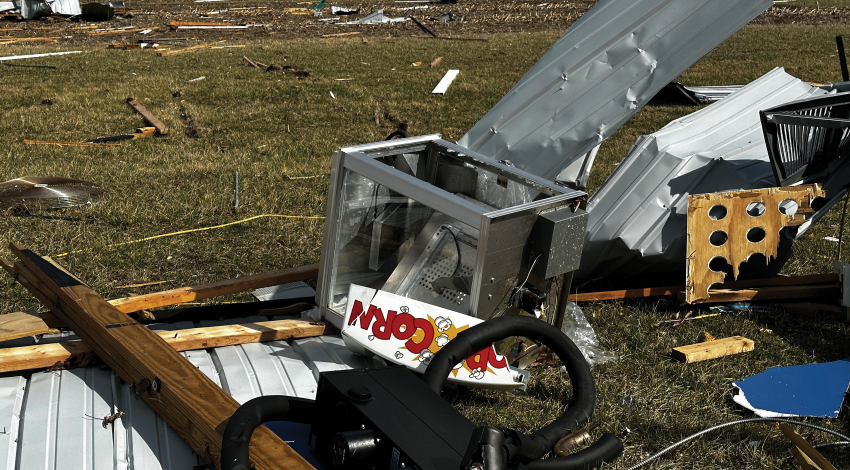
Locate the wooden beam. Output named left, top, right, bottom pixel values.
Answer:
left=9, top=243, right=313, bottom=470
left=790, top=445, right=821, bottom=470
left=779, top=423, right=837, bottom=470
left=570, top=285, right=681, bottom=302
left=0, top=311, right=49, bottom=342
left=23, top=140, right=121, bottom=147
left=125, top=97, right=169, bottom=135
left=0, top=318, right=329, bottom=373
left=677, top=285, right=839, bottom=304
left=109, top=263, right=319, bottom=313
left=671, top=336, right=754, bottom=363
left=170, top=21, right=231, bottom=26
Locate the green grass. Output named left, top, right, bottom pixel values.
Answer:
left=1, top=19, right=850, bottom=469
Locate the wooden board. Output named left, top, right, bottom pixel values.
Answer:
left=109, top=263, right=319, bottom=313
left=671, top=336, right=754, bottom=363
left=9, top=244, right=313, bottom=470
left=779, top=423, right=837, bottom=470
left=676, top=284, right=838, bottom=304
left=0, top=311, right=49, bottom=342
left=0, top=318, right=329, bottom=373
left=170, top=21, right=232, bottom=26
left=125, top=97, right=169, bottom=135
left=23, top=139, right=121, bottom=147
left=790, top=446, right=822, bottom=470
left=686, top=184, right=825, bottom=303
left=570, top=285, right=682, bottom=302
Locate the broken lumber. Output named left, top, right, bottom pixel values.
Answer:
left=170, top=20, right=231, bottom=26
left=0, top=318, right=329, bottom=373
left=322, top=32, right=360, bottom=38
left=570, top=285, right=681, bottom=302
left=779, top=423, right=837, bottom=470
left=88, top=28, right=148, bottom=35
left=125, top=97, right=169, bottom=135
left=23, top=140, right=121, bottom=147
left=676, top=284, right=838, bottom=304
left=9, top=243, right=314, bottom=470
left=790, top=446, right=822, bottom=470
left=0, top=311, right=49, bottom=342
left=671, top=336, right=754, bottom=363
left=108, top=263, right=320, bottom=313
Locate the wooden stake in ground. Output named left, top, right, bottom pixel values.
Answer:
left=125, top=97, right=169, bottom=135
left=8, top=243, right=313, bottom=470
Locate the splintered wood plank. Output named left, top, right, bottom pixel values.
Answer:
left=125, top=97, right=169, bottom=135
left=569, top=285, right=682, bottom=302
left=671, top=336, right=754, bottom=363
left=686, top=184, right=825, bottom=303
left=109, top=263, right=319, bottom=313
left=9, top=244, right=313, bottom=470
left=780, top=424, right=837, bottom=470
left=0, top=319, right=329, bottom=373
left=0, top=311, right=49, bottom=342
left=790, top=445, right=822, bottom=470
left=170, top=20, right=231, bottom=26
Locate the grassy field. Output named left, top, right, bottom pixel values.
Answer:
left=1, top=7, right=850, bottom=469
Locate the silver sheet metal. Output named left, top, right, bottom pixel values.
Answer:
left=0, top=322, right=384, bottom=470
left=576, top=68, right=825, bottom=283
left=457, top=0, right=772, bottom=188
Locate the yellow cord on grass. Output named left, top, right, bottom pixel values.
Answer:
left=53, top=214, right=324, bottom=258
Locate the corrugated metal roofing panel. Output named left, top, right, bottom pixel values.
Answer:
left=2, top=330, right=382, bottom=470
left=576, top=68, right=825, bottom=283
left=457, top=0, right=773, bottom=188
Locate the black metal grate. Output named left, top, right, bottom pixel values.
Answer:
left=760, top=91, right=850, bottom=186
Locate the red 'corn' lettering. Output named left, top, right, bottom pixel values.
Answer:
left=372, top=307, right=396, bottom=340
left=405, top=318, right=434, bottom=354
left=347, top=300, right=364, bottom=326
left=391, top=313, right=416, bottom=340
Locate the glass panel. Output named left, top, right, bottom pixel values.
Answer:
left=434, top=153, right=537, bottom=210
left=328, top=168, right=480, bottom=317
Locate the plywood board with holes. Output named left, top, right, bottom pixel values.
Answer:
left=685, top=184, right=825, bottom=304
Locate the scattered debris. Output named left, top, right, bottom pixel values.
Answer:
left=430, top=56, right=442, bottom=67
left=321, top=31, right=359, bottom=38
left=338, top=9, right=408, bottom=25
left=780, top=423, right=838, bottom=470
left=409, top=16, right=437, bottom=37
left=431, top=69, right=459, bottom=94
left=0, top=176, right=104, bottom=209
left=0, top=50, right=81, bottom=61
left=671, top=336, right=754, bottom=363
left=733, top=359, right=850, bottom=418
left=126, top=97, right=169, bottom=135
left=330, top=6, right=357, bottom=15
left=23, top=139, right=120, bottom=147
left=188, top=76, right=205, bottom=83
left=85, top=126, right=156, bottom=143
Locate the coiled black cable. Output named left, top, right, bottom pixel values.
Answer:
left=423, top=314, right=622, bottom=468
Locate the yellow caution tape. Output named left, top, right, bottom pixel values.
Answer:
left=53, top=214, right=324, bottom=258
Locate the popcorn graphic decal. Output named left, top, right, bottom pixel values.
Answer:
left=342, top=284, right=524, bottom=390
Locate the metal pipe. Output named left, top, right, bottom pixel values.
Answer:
left=837, top=36, right=849, bottom=82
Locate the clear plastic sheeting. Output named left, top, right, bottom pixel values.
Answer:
left=576, top=68, right=825, bottom=283
left=458, top=0, right=772, bottom=188
left=559, top=302, right=616, bottom=366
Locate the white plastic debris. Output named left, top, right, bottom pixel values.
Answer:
left=560, top=301, right=616, bottom=366
left=432, top=69, right=459, bottom=94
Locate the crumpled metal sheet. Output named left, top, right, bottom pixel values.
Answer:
left=457, top=0, right=773, bottom=188
left=15, top=0, right=80, bottom=19
left=576, top=67, right=825, bottom=283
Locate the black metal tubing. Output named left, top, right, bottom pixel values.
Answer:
left=838, top=36, right=849, bottom=82
left=422, top=315, right=605, bottom=464
left=220, top=396, right=316, bottom=470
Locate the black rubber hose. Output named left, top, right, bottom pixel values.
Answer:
left=422, top=315, right=597, bottom=462
left=221, top=395, right=316, bottom=470
left=385, top=130, right=409, bottom=140
left=527, top=433, right=623, bottom=470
